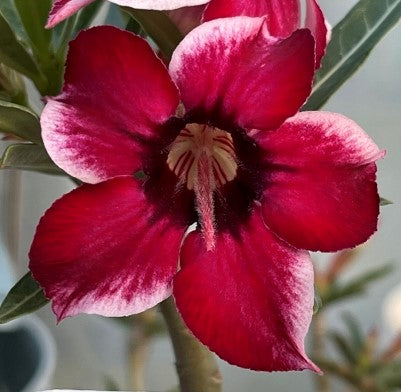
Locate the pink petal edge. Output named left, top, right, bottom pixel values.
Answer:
left=42, top=26, right=179, bottom=184
left=46, top=0, right=95, bottom=28
left=258, top=111, right=384, bottom=252
left=109, top=0, right=209, bottom=11
left=29, top=177, right=187, bottom=321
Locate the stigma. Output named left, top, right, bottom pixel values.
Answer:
left=167, top=123, right=238, bottom=250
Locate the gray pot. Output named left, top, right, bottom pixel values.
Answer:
left=1, top=234, right=56, bottom=392
left=0, top=316, right=56, bottom=392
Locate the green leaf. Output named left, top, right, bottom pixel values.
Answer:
left=73, top=0, right=104, bottom=36
left=105, top=3, right=128, bottom=28
left=313, top=288, right=322, bottom=314
left=329, top=331, right=358, bottom=365
left=122, top=7, right=183, bottom=59
left=380, top=197, right=393, bottom=206
left=0, top=64, right=27, bottom=105
left=323, top=264, right=393, bottom=306
left=0, top=11, right=45, bottom=88
left=0, top=100, right=41, bottom=143
left=54, top=13, right=78, bottom=59
left=0, top=272, right=49, bottom=324
left=1, top=143, right=62, bottom=174
left=342, top=313, right=364, bottom=353
left=1, top=2, right=63, bottom=96
left=341, top=263, right=393, bottom=291
left=0, top=0, right=28, bottom=41
left=376, top=361, right=401, bottom=388
left=14, top=0, right=52, bottom=56
left=324, top=283, right=365, bottom=305
left=125, top=16, right=145, bottom=35
left=0, top=92, right=11, bottom=101
left=303, top=0, right=401, bottom=110
left=50, top=19, right=66, bottom=45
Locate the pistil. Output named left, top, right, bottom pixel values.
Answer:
left=167, top=123, right=238, bottom=251
left=194, top=150, right=216, bottom=250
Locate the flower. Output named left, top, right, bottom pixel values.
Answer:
left=169, top=0, right=329, bottom=68
left=46, top=0, right=209, bottom=28
left=48, top=0, right=329, bottom=69
left=30, top=18, right=383, bottom=372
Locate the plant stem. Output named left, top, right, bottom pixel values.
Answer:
left=160, top=297, right=222, bottom=392
left=314, top=358, right=384, bottom=392
left=312, top=312, right=330, bottom=392
left=129, top=311, right=155, bottom=390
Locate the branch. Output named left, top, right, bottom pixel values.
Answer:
left=160, top=297, right=222, bottom=392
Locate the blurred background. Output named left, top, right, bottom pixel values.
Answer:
left=1, top=0, right=400, bottom=391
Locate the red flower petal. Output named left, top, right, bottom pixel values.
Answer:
left=203, top=0, right=329, bottom=69
left=305, top=0, right=330, bottom=68
left=258, top=111, right=384, bottom=252
left=170, top=17, right=314, bottom=132
left=46, top=0, right=95, bottom=28
left=203, top=0, right=300, bottom=37
left=41, top=26, right=179, bottom=184
left=174, top=206, right=318, bottom=372
left=29, top=177, right=186, bottom=321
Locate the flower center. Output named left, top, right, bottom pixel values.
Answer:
left=167, top=123, right=238, bottom=250
left=167, top=123, right=237, bottom=190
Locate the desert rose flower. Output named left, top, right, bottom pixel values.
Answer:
left=30, top=18, right=383, bottom=372
left=48, top=0, right=329, bottom=68
left=169, top=0, right=329, bottom=68
left=46, top=0, right=210, bottom=27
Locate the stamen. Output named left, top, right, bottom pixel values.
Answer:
left=167, top=123, right=237, bottom=191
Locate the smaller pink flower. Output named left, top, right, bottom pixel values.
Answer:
left=30, top=19, right=382, bottom=372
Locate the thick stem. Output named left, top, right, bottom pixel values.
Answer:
left=160, top=297, right=222, bottom=392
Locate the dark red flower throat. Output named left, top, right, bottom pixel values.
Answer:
left=143, top=117, right=266, bottom=248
